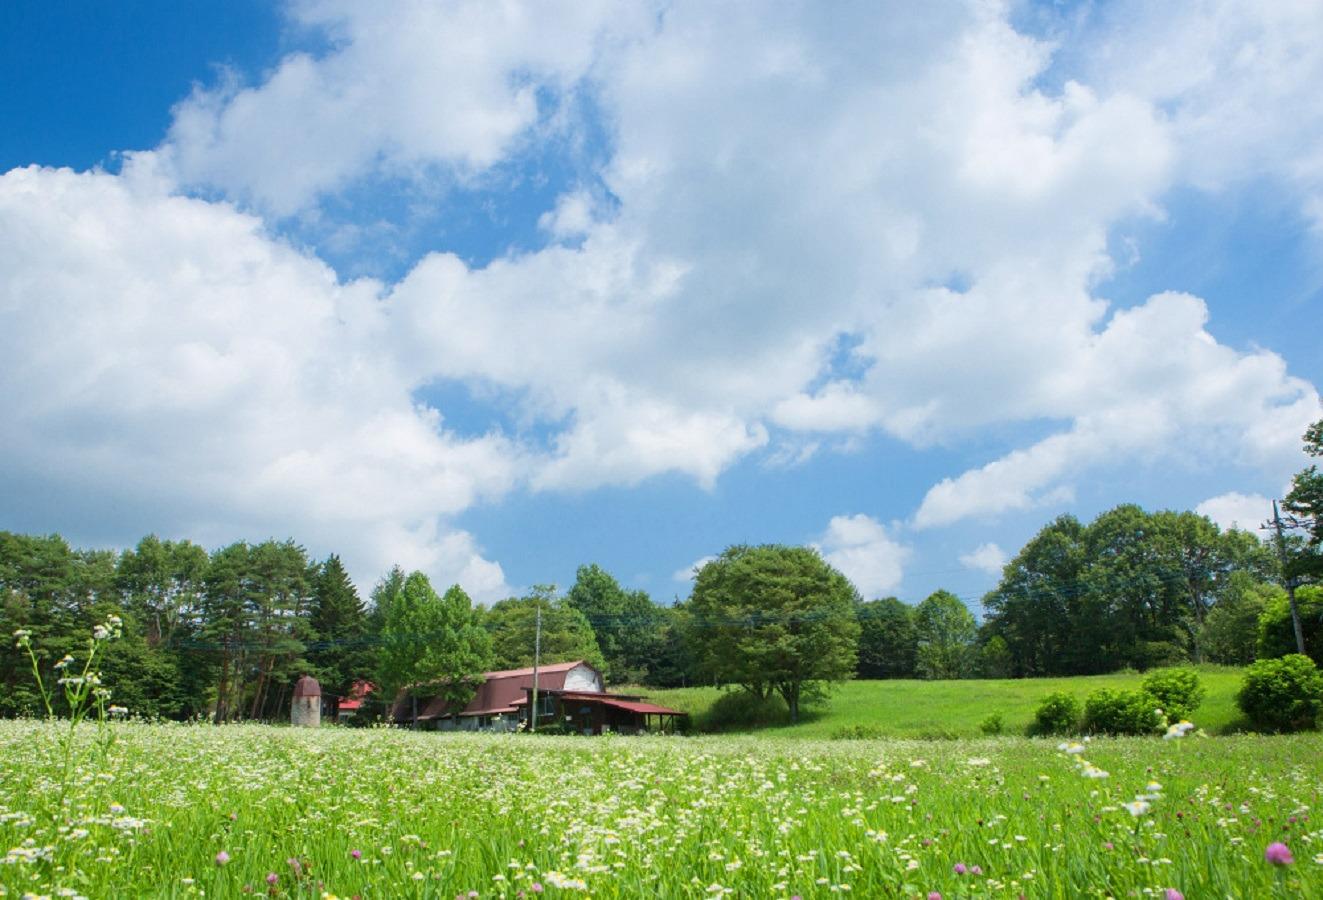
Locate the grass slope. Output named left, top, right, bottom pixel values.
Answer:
left=636, top=666, right=1248, bottom=737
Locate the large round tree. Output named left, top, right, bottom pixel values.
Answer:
left=689, top=544, right=860, bottom=723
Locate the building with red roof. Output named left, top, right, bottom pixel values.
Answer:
left=393, top=660, right=687, bottom=734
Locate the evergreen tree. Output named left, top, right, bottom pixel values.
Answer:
left=308, top=554, right=372, bottom=713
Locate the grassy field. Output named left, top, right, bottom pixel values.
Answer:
left=634, top=667, right=1249, bottom=738
left=2, top=721, right=1321, bottom=898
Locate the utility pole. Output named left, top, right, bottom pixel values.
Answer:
left=1271, top=499, right=1307, bottom=656
left=530, top=602, right=542, bottom=733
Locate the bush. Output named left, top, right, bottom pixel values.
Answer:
left=830, top=724, right=886, bottom=740
left=700, top=690, right=790, bottom=732
left=1142, top=667, right=1205, bottom=721
left=1237, top=654, right=1323, bottom=733
left=1083, top=689, right=1163, bottom=735
left=1033, top=692, right=1081, bottom=735
left=978, top=713, right=1004, bottom=736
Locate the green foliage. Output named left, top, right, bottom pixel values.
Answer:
left=913, top=589, right=976, bottom=679
left=1257, top=585, right=1323, bottom=666
left=855, top=596, right=917, bottom=678
left=1200, top=574, right=1276, bottom=665
left=1083, top=688, right=1163, bottom=735
left=688, top=544, right=860, bottom=723
left=1141, top=667, right=1205, bottom=721
left=983, top=506, right=1274, bottom=677
left=1283, top=418, right=1323, bottom=577
left=700, top=689, right=791, bottom=731
left=647, top=603, right=696, bottom=688
left=565, top=564, right=664, bottom=684
left=978, top=712, right=1004, bottom=735
left=978, top=634, right=1013, bottom=678
left=380, top=573, right=492, bottom=717
left=484, top=587, right=605, bottom=673
left=308, top=555, right=374, bottom=706
left=1033, top=691, right=1081, bottom=735
left=1237, top=654, right=1323, bottom=733
left=830, top=723, right=885, bottom=740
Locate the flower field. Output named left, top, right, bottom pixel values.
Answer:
left=2, top=722, right=1322, bottom=898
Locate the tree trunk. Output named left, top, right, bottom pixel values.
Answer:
left=215, top=648, right=230, bottom=724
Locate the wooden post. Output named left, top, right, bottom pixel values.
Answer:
left=530, top=603, right=542, bottom=733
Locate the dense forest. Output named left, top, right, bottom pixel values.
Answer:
left=2, top=419, right=1319, bottom=722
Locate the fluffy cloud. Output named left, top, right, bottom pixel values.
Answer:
left=0, top=165, right=514, bottom=600
left=1196, top=492, right=1273, bottom=536
left=671, top=555, right=715, bottom=583
left=5, top=1, right=1322, bottom=595
left=161, top=0, right=640, bottom=216
left=815, top=515, right=911, bottom=598
left=960, top=542, right=1008, bottom=576
left=1078, top=1, right=1323, bottom=230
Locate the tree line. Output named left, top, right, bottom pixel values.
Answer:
left=4, top=418, right=1319, bottom=723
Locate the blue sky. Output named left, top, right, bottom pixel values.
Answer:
left=1, top=1, right=1320, bottom=611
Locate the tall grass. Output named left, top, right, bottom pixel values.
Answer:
left=1, top=721, right=1319, bottom=897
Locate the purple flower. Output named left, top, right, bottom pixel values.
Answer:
left=215, top=850, right=230, bottom=866
left=928, top=893, right=943, bottom=900
left=531, top=885, right=543, bottom=894
left=266, top=873, right=278, bottom=886
left=350, top=849, right=362, bottom=860
left=1265, top=842, right=1294, bottom=865
left=1165, top=890, right=1184, bottom=900
left=971, top=865, right=982, bottom=875
left=953, top=863, right=967, bottom=875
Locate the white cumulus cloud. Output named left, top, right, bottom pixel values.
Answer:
left=960, top=543, right=1008, bottom=576
left=0, top=165, right=515, bottom=601
left=815, top=514, right=911, bottom=598
left=1196, top=492, right=1273, bottom=536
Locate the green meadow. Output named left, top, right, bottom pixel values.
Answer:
left=636, top=667, right=1249, bottom=738
left=2, top=721, right=1321, bottom=898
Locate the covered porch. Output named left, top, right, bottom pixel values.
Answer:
left=516, top=688, right=688, bottom=735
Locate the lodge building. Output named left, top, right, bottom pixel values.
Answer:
left=390, top=660, right=687, bottom=734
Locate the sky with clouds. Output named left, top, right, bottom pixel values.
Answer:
left=2, top=0, right=1320, bottom=610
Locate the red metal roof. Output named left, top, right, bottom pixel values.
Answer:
left=563, top=695, right=687, bottom=716
left=399, top=661, right=600, bottom=720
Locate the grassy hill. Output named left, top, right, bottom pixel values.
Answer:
left=634, top=666, right=1248, bottom=738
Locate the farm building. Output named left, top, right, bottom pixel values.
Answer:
left=392, top=660, right=686, bottom=734
left=334, top=680, right=373, bottom=723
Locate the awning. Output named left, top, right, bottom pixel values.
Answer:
left=574, top=696, right=687, bottom=716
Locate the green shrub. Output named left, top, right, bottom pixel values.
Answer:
left=1033, top=692, right=1081, bottom=735
left=1142, top=667, right=1205, bottom=721
left=1083, top=689, right=1163, bottom=735
left=978, top=713, right=1004, bottom=736
left=1237, top=654, right=1323, bottom=733
left=830, top=724, right=886, bottom=740
left=700, top=690, right=790, bottom=731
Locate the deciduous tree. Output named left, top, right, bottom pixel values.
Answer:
left=688, top=545, right=859, bottom=723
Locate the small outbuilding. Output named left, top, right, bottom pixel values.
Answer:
left=291, top=675, right=321, bottom=728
